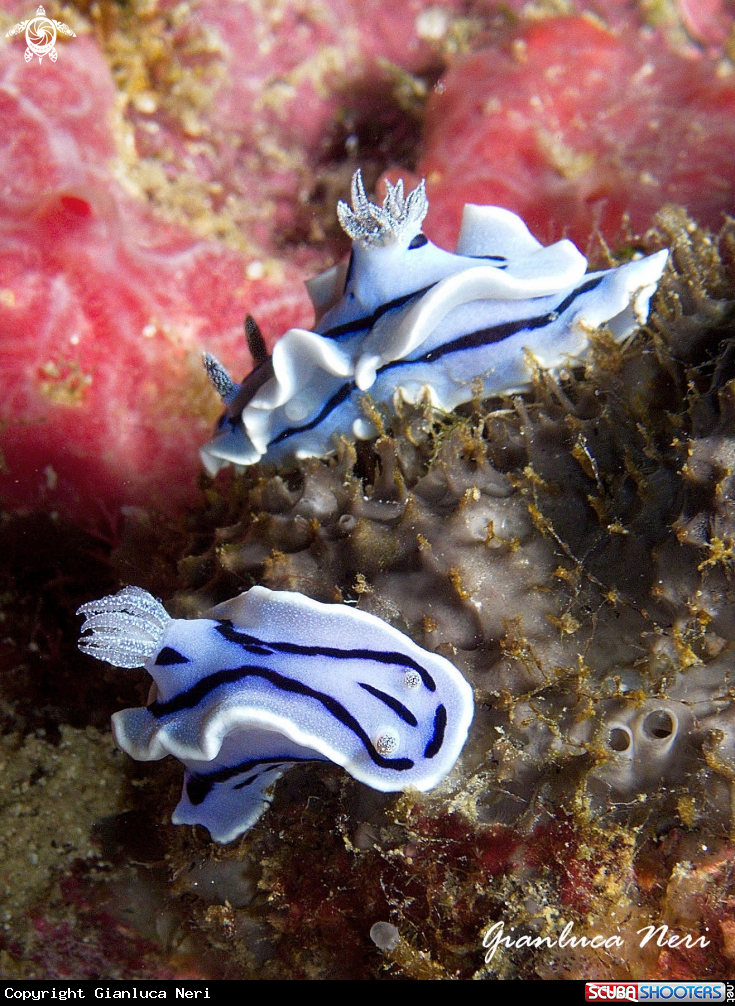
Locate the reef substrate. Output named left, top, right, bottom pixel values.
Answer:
left=81, top=208, right=735, bottom=980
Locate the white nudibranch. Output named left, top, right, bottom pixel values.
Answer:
left=77, top=586, right=474, bottom=843
left=200, top=169, right=668, bottom=474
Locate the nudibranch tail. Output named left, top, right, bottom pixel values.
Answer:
left=77, top=586, right=171, bottom=669
left=77, top=585, right=475, bottom=843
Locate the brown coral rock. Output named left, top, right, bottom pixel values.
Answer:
left=123, top=212, right=735, bottom=979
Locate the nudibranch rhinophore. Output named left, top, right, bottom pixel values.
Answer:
left=77, top=586, right=474, bottom=843
left=200, top=170, right=668, bottom=474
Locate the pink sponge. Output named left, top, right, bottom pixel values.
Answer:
left=420, top=16, right=735, bottom=253
left=0, top=38, right=311, bottom=529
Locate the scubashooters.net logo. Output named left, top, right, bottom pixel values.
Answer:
left=5, top=6, right=76, bottom=63
left=585, top=984, right=732, bottom=1002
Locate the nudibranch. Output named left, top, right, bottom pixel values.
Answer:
left=77, top=586, right=474, bottom=843
left=201, top=170, right=668, bottom=473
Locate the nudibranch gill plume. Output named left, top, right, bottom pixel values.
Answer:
left=201, top=170, right=668, bottom=473
left=77, top=586, right=474, bottom=843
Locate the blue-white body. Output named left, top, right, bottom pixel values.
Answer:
left=201, top=172, right=668, bottom=473
left=77, top=586, right=474, bottom=843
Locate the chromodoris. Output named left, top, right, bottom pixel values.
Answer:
left=77, top=586, right=474, bottom=843
left=201, top=170, right=668, bottom=473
